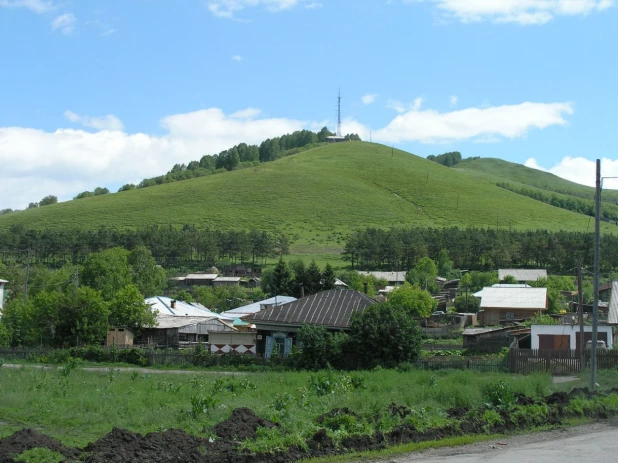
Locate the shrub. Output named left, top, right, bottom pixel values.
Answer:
left=481, top=380, right=515, bottom=409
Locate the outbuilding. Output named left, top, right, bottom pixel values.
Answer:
left=0, top=279, right=7, bottom=311
left=530, top=324, right=614, bottom=350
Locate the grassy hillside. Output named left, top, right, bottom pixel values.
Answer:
left=455, top=157, right=618, bottom=203
left=0, top=143, right=610, bottom=256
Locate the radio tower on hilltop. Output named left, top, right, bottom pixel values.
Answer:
left=336, top=88, right=342, bottom=138
left=326, top=89, right=345, bottom=142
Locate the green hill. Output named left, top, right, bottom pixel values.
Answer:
left=0, top=143, right=611, bottom=256
left=455, top=157, right=618, bottom=203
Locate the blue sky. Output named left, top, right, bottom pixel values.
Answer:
left=1, top=0, right=617, bottom=209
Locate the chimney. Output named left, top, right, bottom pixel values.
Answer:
left=300, top=284, right=305, bottom=298
left=171, top=300, right=176, bottom=309
left=363, top=282, right=368, bottom=295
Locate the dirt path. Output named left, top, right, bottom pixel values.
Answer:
left=1, top=363, right=244, bottom=375
left=383, top=421, right=618, bottom=463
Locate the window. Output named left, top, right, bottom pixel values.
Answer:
left=505, top=312, right=515, bottom=320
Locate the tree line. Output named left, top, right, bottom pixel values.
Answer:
left=0, top=247, right=165, bottom=348
left=0, top=225, right=290, bottom=267
left=496, top=182, right=618, bottom=220
left=126, top=127, right=361, bottom=191
left=343, top=227, right=618, bottom=274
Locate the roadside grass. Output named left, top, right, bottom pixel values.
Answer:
left=0, top=366, right=554, bottom=449
left=0, top=143, right=612, bottom=260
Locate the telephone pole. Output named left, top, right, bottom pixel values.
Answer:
left=591, top=159, right=600, bottom=389
left=577, top=259, right=585, bottom=370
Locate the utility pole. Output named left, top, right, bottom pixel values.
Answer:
left=23, top=249, right=31, bottom=305
left=591, top=159, right=601, bottom=390
left=577, top=259, right=585, bottom=371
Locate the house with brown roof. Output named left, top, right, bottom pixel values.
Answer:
left=246, top=289, right=376, bottom=358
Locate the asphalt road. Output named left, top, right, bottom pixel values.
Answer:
left=386, top=422, right=618, bottom=463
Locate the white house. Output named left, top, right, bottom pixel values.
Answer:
left=0, top=279, right=7, bottom=311
left=531, top=324, right=613, bottom=350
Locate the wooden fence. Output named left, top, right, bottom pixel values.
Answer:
left=510, top=348, right=618, bottom=375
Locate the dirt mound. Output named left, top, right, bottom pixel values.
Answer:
left=446, top=407, right=469, bottom=419
left=388, top=403, right=413, bottom=418
left=307, top=429, right=335, bottom=450
left=316, top=408, right=360, bottom=424
left=0, top=428, right=80, bottom=461
left=84, top=428, right=210, bottom=463
left=546, top=392, right=570, bottom=406
left=568, top=387, right=595, bottom=399
left=213, top=407, right=277, bottom=441
left=514, top=392, right=538, bottom=406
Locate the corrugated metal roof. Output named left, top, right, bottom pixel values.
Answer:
left=480, top=287, right=547, bottom=309
left=185, top=274, right=218, bottom=280
left=221, top=296, right=297, bottom=317
left=498, top=269, right=547, bottom=282
left=357, top=271, right=406, bottom=282
left=145, top=296, right=233, bottom=319
left=155, top=315, right=236, bottom=333
left=214, top=277, right=241, bottom=282
left=608, top=281, right=618, bottom=324
left=247, top=289, right=376, bottom=328
left=155, top=315, right=215, bottom=329
left=474, top=284, right=531, bottom=298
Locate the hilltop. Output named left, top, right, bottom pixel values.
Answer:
left=0, top=143, right=610, bottom=256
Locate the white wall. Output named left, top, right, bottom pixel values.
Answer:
left=531, top=324, right=613, bottom=349
left=0, top=284, right=4, bottom=310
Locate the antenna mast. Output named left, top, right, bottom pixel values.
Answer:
left=337, top=88, right=342, bottom=137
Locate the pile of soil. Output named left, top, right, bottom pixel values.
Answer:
left=0, top=428, right=80, bottom=462
left=84, top=428, right=210, bottom=463
left=2, top=388, right=618, bottom=463
left=213, top=407, right=277, bottom=441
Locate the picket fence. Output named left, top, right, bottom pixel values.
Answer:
left=510, top=348, right=618, bottom=375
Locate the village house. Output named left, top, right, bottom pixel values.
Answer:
left=246, top=289, right=376, bottom=358
left=477, top=286, right=547, bottom=326
left=174, top=273, right=218, bottom=287
left=137, top=315, right=235, bottom=348
left=357, top=271, right=406, bottom=285
left=498, top=269, right=547, bottom=284
left=212, top=276, right=241, bottom=287
left=220, top=296, right=297, bottom=319
left=145, top=296, right=233, bottom=320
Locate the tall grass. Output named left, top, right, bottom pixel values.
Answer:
left=0, top=365, right=554, bottom=448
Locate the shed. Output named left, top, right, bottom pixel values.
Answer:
left=463, top=326, right=516, bottom=352
left=213, top=276, right=241, bottom=287
left=531, top=324, right=614, bottom=350
left=106, top=327, right=134, bottom=348
left=137, top=315, right=235, bottom=348
left=182, top=274, right=218, bottom=286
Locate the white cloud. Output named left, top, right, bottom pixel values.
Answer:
left=386, top=98, right=406, bottom=113
left=0, top=0, right=53, bottom=13
left=525, top=156, right=618, bottom=189
left=51, top=13, right=75, bottom=34
left=231, top=55, right=243, bottom=62
left=450, top=95, right=459, bottom=106
left=412, top=0, right=615, bottom=25
left=208, top=0, right=299, bottom=18
left=373, top=102, right=574, bottom=144
left=412, top=96, right=424, bottom=111
left=64, top=110, right=124, bottom=131
left=304, top=2, right=323, bottom=8
left=229, top=108, right=262, bottom=119
left=361, top=94, right=378, bottom=105
left=0, top=108, right=305, bottom=209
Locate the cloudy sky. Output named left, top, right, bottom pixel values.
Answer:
left=1, top=0, right=617, bottom=209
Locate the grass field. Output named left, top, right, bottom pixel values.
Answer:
left=0, top=365, right=555, bottom=449
left=0, top=143, right=614, bottom=257
left=455, top=157, right=618, bottom=204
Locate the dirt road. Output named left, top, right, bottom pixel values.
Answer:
left=387, top=422, right=618, bottom=463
